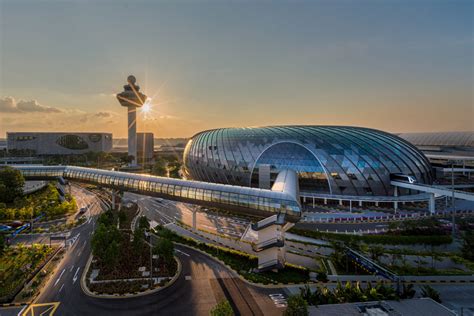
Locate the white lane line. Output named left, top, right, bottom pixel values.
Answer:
left=77, top=250, right=82, bottom=257
left=17, top=305, right=27, bottom=316
left=73, top=267, right=80, bottom=284
left=54, top=269, right=66, bottom=286
left=69, top=265, right=75, bottom=272
left=175, top=249, right=190, bottom=257
left=59, top=284, right=65, bottom=292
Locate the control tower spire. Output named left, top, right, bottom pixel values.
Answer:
left=116, top=75, right=148, bottom=166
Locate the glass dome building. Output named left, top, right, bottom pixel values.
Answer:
left=183, top=126, right=433, bottom=197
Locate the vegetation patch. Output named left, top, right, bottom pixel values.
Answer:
left=0, top=244, right=54, bottom=300
left=88, top=209, right=177, bottom=294
left=0, top=182, right=77, bottom=221
left=290, top=228, right=452, bottom=246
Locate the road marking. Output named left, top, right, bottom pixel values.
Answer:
left=269, top=294, right=287, bottom=308
left=21, top=302, right=60, bottom=316
left=73, top=267, right=80, bottom=284
left=175, top=249, right=190, bottom=257
left=69, top=265, right=74, bottom=272
left=185, top=275, right=192, bottom=280
left=54, top=269, right=65, bottom=287
left=59, top=284, right=65, bottom=292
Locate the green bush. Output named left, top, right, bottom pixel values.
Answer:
left=210, top=300, right=234, bottom=316
left=291, top=228, right=452, bottom=246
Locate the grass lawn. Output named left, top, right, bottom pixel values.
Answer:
left=0, top=244, right=54, bottom=299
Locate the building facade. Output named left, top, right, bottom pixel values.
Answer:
left=7, top=132, right=113, bottom=155
left=183, top=126, right=433, bottom=197
left=137, top=132, right=154, bottom=162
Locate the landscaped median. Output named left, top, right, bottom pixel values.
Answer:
left=80, top=207, right=181, bottom=298
left=81, top=254, right=181, bottom=298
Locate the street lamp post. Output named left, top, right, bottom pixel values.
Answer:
left=451, top=161, right=456, bottom=238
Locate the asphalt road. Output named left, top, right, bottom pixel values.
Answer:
left=28, top=186, right=285, bottom=315
left=128, top=193, right=249, bottom=238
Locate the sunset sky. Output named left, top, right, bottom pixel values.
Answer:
left=0, top=0, right=472, bottom=138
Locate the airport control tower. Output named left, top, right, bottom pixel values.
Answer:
left=116, top=75, right=148, bottom=166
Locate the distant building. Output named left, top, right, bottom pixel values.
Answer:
left=398, top=131, right=474, bottom=156
left=7, top=132, right=112, bottom=155
left=137, top=132, right=154, bottom=162
left=309, top=298, right=455, bottom=316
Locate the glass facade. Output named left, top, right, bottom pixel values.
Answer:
left=14, top=165, right=301, bottom=220
left=183, top=126, right=434, bottom=196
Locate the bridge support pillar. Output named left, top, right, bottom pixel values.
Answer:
left=359, top=200, right=362, bottom=207
left=349, top=200, right=352, bottom=213
left=429, top=193, right=435, bottom=215
left=393, top=187, right=398, bottom=214
left=192, top=209, right=197, bottom=232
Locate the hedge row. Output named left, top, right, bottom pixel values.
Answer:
left=290, top=228, right=452, bottom=246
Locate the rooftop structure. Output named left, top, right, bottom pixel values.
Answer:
left=6, top=132, right=112, bottom=155
left=184, top=126, right=433, bottom=198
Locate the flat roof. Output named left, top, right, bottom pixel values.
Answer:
left=309, top=298, right=455, bottom=316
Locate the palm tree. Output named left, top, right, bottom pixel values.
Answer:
left=421, top=285, right=441, bottom=303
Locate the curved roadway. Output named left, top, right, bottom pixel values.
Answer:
left=32, top=185, right=286, bottom=315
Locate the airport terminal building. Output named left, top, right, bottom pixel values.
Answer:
left=184, top=126, right=434, bottom=205
left=7, top=132, right=113, bottom=155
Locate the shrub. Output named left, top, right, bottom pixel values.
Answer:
left=284, top=294, right=308, bottom=316
left=210, top=300, right=234, bottom=316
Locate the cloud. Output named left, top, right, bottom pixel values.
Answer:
left=0, top=96, right=63, bottom=113
left=94, top=111, right=113, bottom=118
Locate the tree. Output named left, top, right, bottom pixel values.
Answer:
left=284, top=294, right=308, bottom=316
left=0, top=166, right=25, bottom=203
left=104, top=240, right=120, bottom=266
left=138, top=216, right=150, bottom=231
left=210, top=300, right=234, bottom=316
left=461, top=230, right=474, bottom=261
left=132, top=228, right=145, bottom=256
left=152, top=159, right=167, bottom=176
left=421, top=285, right=441, bottom=303
left=369, top=246, right=385, bottom=262
left=316, top=271, right=328, bottom=282
left=91, top=223, right=121, bottom=262
left=0, top=234, right=6, bottom=256
left=400, top=283, right=416, bottom=299
left=153, top=238, right=174, bottom=264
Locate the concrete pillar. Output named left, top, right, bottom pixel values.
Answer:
left=127, top=106, right=137, bottom=166
left=339, top=199, right=342, bottom=206
left=359, top=200, right=362, bottom=207
left=375, top=201, right=379, bottom=207
left=312, top=197, right=315, bottom=208
left=429, top=193, right=435, bottom=215
left=112, top=191, right=116, bottom=210
left=324, top=198, right=327, bottom=205
left=349, top=200, right=352, bottom=213
left=192, top=210, right=197, bottom=232
left=393, top=186, right=398, bottom=214
left=258, top=164, right=271, bottom=189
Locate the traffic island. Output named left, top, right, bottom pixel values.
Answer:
left=81, top=255, right=181, bottom=298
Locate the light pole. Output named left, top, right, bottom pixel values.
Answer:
left=451, top=160, right=456, bottom=238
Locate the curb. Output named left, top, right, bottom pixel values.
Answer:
left=80, top=254, right=182, bottom=299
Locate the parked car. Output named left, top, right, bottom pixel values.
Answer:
left=10, top=220, right=23, bottom=228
